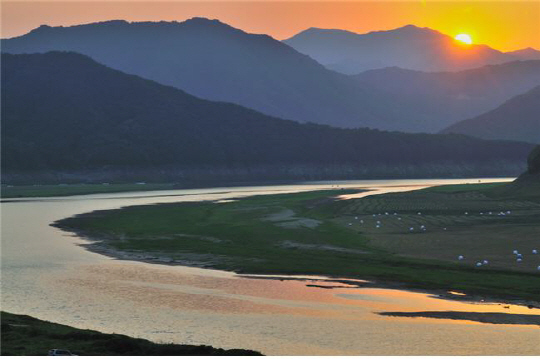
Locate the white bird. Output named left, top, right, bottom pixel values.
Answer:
left=385, top=212, right=389, bottom=215
left=443, top=228, right=447, bottom=231
left=398, top=217, right=402, bottom=221
left=517, top=258, right=522, bottom=262
left=537, top=266, right=540, bottom=271
left=507, top=211, right=511, bottom=214
left=532, top=249, right=538, bottom=254
left=376, top=220, right=381, bottom=224
left=489, top=212, right=492, bottom=215
left=409, top=227, right=414, bottom=231
left=376, top=225, right=380, bottom=228
left=480, top=212, right=483, bottom=215
left=517, top=253, right=523, bottom=258
left=355, top=216, right=358, bottom=220
left=483, top=260, right=489, bottom=265
left=393, top=213, right=397, bottom=215
left=417, top=212, right=422, bottom=215
left=348, top=223, right=352, bottom=226
left=513, top=250, right=519, bottom=254
left=476, top=262, right=482, bottom=267
left=360, top=220, right=364, bottom=224
left=458, top=255, right=464, bottom=260
left=465, top=212, right=468, bottom=215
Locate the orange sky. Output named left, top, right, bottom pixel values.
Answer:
left=2, top=1, right=539, bottom=51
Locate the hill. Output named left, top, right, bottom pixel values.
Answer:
left=1, top=52, right=533, bottom=183
left=1, top=312, right=261, bottom=356
left=2, top=18, right=429, bottom=131
left=352, top=60, right=540, bottom=132
left=284, top=25, right=516, bottom=74
left=441, top=86, right=540, bottom=144
left=505, top=47, right=540, bottom=61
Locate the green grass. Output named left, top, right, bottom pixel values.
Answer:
left=1, top=183, right=177, bottom=198
left=0, top=312, right=261, bottom=356
left=55, top=185, right=540, bottom=301
left=419, top=182, right=507, bottom=193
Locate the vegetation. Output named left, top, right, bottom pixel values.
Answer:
left=0, top=312, right=262, bottom=356
left=55, top=183, right=540, bottom=302
left=2, top=52, right=533, bottom=180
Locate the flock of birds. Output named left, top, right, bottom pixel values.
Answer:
left=346, top=210, right=540, bottom=271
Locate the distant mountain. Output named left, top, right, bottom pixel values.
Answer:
left=1, top=52, right=533, bottom=182
left=2, top=18, right=427, bottom=131
left=352, top=60, right=540, bottom=132
left=284, top=25, right=516, bottom=74
left=505, top=48, right=540, bottom=61
left=441, top=86, right=540, bottom=144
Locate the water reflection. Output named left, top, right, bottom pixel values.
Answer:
left=3, top=178, right=539, bottom=355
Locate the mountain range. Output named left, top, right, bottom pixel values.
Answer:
left=3, top=18, right=539, bottom=136
left=352, top=60, right=540, bottom=132
left=441, top=86, right=540, bottom=144
left=2, top=52, right=533, bottom=182
left=284, top=25, right=538, bottom=75
left=1, top=18, right=410, bottom=131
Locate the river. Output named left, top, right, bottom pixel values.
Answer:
left=2, top=178, right=539, bottom=355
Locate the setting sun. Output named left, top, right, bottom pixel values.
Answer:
left=455, top=33, right=473, bottom=45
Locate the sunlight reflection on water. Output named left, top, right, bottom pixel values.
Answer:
left=3, top=178, right=539, bottom=355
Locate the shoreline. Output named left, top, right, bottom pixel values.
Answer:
left=1, top=311, right=262, bottom=356
left=2, top=176, right=514, bottom=199
left=378, top=311, right=540, bottom=326
left=60, top=226, right=540, bottom=318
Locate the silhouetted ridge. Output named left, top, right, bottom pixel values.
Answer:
left=285, top=24, right=515, bottom=74
left=1, top=52, right=533, bottom=180
left=352, top=60, right=540, bottom=132
left=2, top=18, right=454, bottom=133
left=441, top=86, right=540, bottom=144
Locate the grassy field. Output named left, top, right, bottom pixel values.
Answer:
left=1, top=183, right=177, bottom=198
left=331, top=182, right=540, bottom=272
left=0, top=312, right=261, bottom=356
left=54, top=183, right=540, bottom=302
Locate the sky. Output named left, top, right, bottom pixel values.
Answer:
left=2, top=1, right=539, bottom=52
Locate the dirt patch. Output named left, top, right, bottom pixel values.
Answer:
left=280, top=240, right=369, bottom=254
left=263, top=209, right=322, bottom=228
left=378, top=311, right=540, bottom=326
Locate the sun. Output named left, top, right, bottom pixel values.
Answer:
left=455, top=33, right=473, bottom=45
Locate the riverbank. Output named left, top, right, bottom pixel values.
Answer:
left=53, top=183, right=540, bottom=304
left=378, top=311, right=540, bottom=326
left=0, top=312, right=262, bottom=356
left=0, top=177, right=513, bottom=199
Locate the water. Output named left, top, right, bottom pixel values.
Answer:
left=2, top=178, right=539, bottom=355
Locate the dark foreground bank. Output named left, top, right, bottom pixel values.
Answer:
left=0, top=312, right=262, bottom=356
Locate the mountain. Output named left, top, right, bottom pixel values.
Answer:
left=1, top=18, right=426, bottom=131
left=441, top=86, right=540, bottom=144
left=284, top=25, right=516, bottom=74
left=352, top=60, right=540, bottom=132
left=505, top=47, right=540, bottom=61
left=1, top=52, right=533, bottom=183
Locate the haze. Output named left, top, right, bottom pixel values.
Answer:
left=2, top=1, right=540, bottom=51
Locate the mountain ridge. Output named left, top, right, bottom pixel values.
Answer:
left=2, top=51, right=533, bottom=182
left=2, top=18, right=417, bottom=131
left=441, top=86, right=540, bottom=144
left=284, top=24, right=517, bottom=74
